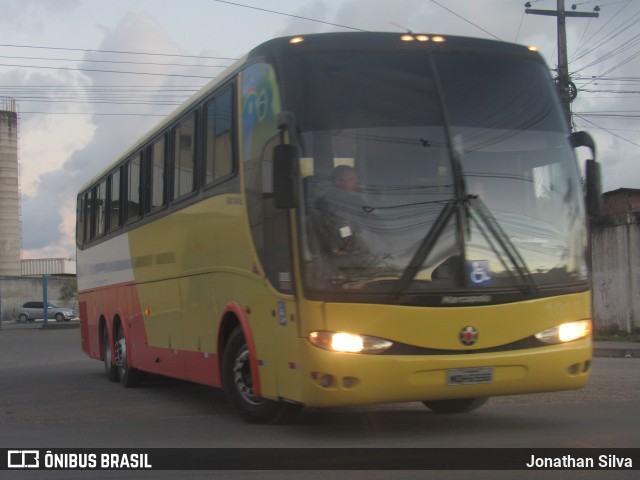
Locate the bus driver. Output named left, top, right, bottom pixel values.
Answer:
left=315, top=165, right=369, bottom=257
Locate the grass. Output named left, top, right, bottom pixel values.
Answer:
left=593, top=325, right=640, bottom=342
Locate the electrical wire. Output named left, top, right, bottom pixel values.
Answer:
left=574, top=114, right=640, bottom=148
left=0, top=43, right=238, bottom=61
left=212, top=0, right=367, bottom=31
left=429, top=0, right=501, bottom=40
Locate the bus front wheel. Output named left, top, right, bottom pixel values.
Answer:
left=422, top=397, right=488, bottom=414
left=222, top=327, right=301, bottom=424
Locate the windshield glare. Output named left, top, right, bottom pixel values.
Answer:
left=293, top=52, right=588, bottom=297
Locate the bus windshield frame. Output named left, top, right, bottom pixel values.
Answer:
left=277, top=47, right=589, bottom=305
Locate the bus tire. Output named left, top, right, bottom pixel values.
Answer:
left=222, top=327, right=301, bottom=424
left=115, top=323, right=144, bottom=388
left=102, top=327, right=119, bottom=382
left=423, top=397, right=487, bottom=414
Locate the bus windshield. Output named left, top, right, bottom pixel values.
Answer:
left=291, top=52, right=588, bottom=298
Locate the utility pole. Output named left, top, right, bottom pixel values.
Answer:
left=525, top=0, right=599, bottom=127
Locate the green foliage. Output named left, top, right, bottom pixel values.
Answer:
left=59, top=278, right=77, bottom=305
left=593, top=323, right=640, bottom=342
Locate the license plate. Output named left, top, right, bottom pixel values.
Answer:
left=447, top=367, right=493, bottom=385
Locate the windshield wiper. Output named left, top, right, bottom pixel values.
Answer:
left=467, top=195, right=538, bottom=294
left=390, top=194, right=538, bottom=298
left=390, top=199, right=457, bottom=298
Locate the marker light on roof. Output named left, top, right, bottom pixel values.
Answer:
left=289, top=36, right=304, bottom=44
left=416, top=35, right=429, bottom=42
left=401, top=34, right=415, bottom=42
left=432, top=36, right=446, bottom=42
left=528, top=45, right=539, bottom=52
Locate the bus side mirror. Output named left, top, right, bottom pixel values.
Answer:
left=571, top=131, right=602, bottom=217
left=273, top=144, right=297, bottom=209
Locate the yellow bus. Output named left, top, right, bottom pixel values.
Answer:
left=77, top=32, right=601, bottom=423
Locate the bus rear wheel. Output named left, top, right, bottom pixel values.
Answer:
left=102, top=327, right=118, bottom=382
left=222, top=327, right=301, bottom=424
left=422, top=397, right=487, bottom=414
left=115, top=323, right=144, bottom=388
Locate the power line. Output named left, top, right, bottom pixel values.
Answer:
left=212, top=0, right=367, bottom=32
left=19, top=111, right=167, bottom=117
left=0, top=54, right=232, bottom=69
left=574, top=114, right=640, bottom=148
left=429, top=0, right=501, bottom=40
left=569, top=0, right=632, bottom=61
left=0, top=63, right=216, bottom=79
left=0, top=43, right=238, bottom=61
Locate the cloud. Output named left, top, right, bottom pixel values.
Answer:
left=0, top=0, right=80, bottom=30
left=13, top=1, right=640, bottom=259
left=20, top=12, right=191, bottom=258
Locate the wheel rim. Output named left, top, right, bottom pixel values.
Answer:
left=104, top=332, right=112, bottom=367
left=115, top=328, right=127, bottom=378
left=232, top=345, right=263, bottom=405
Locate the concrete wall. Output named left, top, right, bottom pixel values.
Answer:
left=591, top=213, right=640, bottom=333
left=0, top=276, right=77, bottom=322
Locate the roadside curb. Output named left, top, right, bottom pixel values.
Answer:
left=593, top=345, right=640, bottom=358
left=40, top=322, right=80, bottom=330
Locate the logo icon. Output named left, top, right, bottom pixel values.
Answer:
left=459, top=326, right=478, bottom=346
left=8, top=450, right=39, bottom=468
left=469, top=260, right=492, bottom=286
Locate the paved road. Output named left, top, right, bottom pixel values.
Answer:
left=1, top=327, right=638, bottom=479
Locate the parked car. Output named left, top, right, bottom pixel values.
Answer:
left=13, top=301, right=76, bottom=323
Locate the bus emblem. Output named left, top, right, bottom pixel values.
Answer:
left=459, top=326, right=478, bottom=346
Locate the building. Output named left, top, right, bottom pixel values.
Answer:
left=0, top=97, right=21, bottom=276
left=602, top=188, right=640, bottom=216
left=0, top=98, right=78, bottom=324
left=21, top=258, right=76, bottom=277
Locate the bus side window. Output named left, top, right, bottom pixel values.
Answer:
left=76, top=193, right=87, bottom=246
left=126, top=154, right=142, bottom=222
left=149, top=135, right=167, bottom=211
left=108, top=168, right=121, bottom=232
left=205, top=88, right=234, bottom=186
left=85, top=189, right=93, bottom=241
left=173, top=113, right=197, bottom=199
left=95, top=180, right=107, bottom=238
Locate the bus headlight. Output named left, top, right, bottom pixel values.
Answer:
left=535, top=320, right=592, bottom=344
left=308, top=331, right=393, bottom=354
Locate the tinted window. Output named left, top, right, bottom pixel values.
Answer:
left=205, top=89, right=234, bottom=185
left=150, top=136, right=166, bottom=210
left=109, top=169, right=121, bottom=231
left=76, top=194, right=86, bottom=245
left=95, top=180, right=107, bottom=237
left=85, top=189, right=93, bottom=240
left=126, top=154, right=141, bottom=221
left=173, top=114, right=196, bottom=199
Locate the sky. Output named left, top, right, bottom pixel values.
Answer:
left=1, top=0, right=638, bottom=260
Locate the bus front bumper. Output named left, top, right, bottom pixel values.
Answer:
left=298, top=338, right=592, bottom=408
